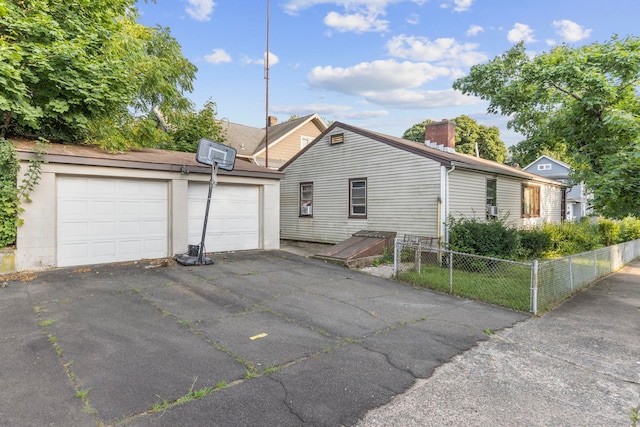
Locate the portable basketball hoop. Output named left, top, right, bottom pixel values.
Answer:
left=175, top=138, right=237, bottom=266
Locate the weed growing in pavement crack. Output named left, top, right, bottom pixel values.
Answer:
left=39, top=318, right=57, bottom=327
left=484, top=328, right=494, bottom=336
left=244, top=369, right=259, bottom=379
left=630, top=405, right=639, bottom=427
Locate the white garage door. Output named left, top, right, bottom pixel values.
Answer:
left=57, top=177, right=168, bottom=267
left=188, top=183, right=259, bottom=252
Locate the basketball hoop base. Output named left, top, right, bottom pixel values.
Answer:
left=175, top=253, right=214, bottom=266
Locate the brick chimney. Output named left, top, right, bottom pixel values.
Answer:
left=424, top=119, right=455, bottom=150
left=268, top=116, right=278, bottom=127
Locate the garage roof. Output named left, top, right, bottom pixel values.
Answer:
left=12, top=139, right=282, bottom=180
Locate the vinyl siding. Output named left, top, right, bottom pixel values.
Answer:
left=261, top=121, right=323, bottom=163
left=448, top=169, right=487, bottom=220
left=449, top=169, right=563, bottom=229
left=280, top=128, right=442, bottom=243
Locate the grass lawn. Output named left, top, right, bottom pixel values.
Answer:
left=399, top=263, right=532, bottom=312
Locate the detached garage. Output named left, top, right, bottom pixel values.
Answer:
left=14, top=140, right=281, bottom=271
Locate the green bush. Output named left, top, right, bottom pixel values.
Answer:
left=597, top=218, right=620, bottom=246
left=542, top=220, right=601, bottom=256
left=518, top=228, right=553, bottom=259
left=447, top=216, right=520, bottom=259
left=619, top=217, right=640, bottom=242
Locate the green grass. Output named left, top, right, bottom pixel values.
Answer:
left=399, top=264, right=531, bottom=312
left=39, top=318, right=57, bottom=327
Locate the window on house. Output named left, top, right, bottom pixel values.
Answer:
left=537, top=163, right=552, bottom=171
left=349, top=178, right=367, bottom=218
left=300, top=182, right=313, bottom=217
left=522, top=184, right=541, bottom=218
left=330, top=133, right=344, bottom=145
left=486, top=179, right=497, bottom=218
left=300, top=136, right=312, bottom=148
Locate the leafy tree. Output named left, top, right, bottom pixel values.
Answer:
left=401, top=119, right=432, bottom=142
left=1, top=0, right=197, bottom=150
left=453, top=115, right=507, bottom=162
left=402, top=116, right=507, bottom=162
left=164, top=101, right=226, bottom=152
left=507, top=135, right=572, bottom=168
left=453, top=36, right=640, bottom=218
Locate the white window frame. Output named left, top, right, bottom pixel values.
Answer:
left=349, top=178, right=367, bottom=218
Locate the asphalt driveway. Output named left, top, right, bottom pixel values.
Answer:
left=0, top=250, right=527, bottom=426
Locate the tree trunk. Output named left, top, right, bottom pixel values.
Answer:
left=1, top=111, right=12, bottom=139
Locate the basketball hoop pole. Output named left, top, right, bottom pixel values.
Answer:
left=197, top=162, right=218, bottom=265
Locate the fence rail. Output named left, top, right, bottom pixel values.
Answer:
left=394, top=238, right=640, bottom=314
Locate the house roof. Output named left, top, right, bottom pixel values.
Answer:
left=280, top=122, right=566, bottom=186
left=222, top=114, right=326, bottom=158
left=11, top=138, right=282, bottom=180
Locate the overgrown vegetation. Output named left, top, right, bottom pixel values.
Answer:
left=0, top=139, right=46, bottom=247
left=447, top=215, right=640, bottom=261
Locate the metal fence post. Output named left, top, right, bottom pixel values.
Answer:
left=531, top=259, right=538, bottom=315
left=568, top=256, right=574, bottom=292
left=393, top=238, right=398, bottom=278
left=449, top=250, right=453, bottom=294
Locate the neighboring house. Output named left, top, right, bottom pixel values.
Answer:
left=13, top=139, right=282, bottom=271
left=523, top=155, right=592, bottom=221
left=223, top=114, right=327, bottom=169
left=279, top=120, right=566, bottom=245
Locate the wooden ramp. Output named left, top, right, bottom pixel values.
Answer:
left=313, top=231, right=396, bottom=267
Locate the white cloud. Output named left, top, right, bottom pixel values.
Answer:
left=507, top=23, right=536, bottom=43
left=283, top=0, right=427, bottom=15
left=406, top=13, right=420, bottom=25
left=271, top=103, right=388, bottom=120
left=466, top=24, right=484, bottom=37
left=440, top=0, right=474, bottom=12
left=185, top=0, right=215, bottom=21
left=546, top=39, right=557, bottom=46
left=324, top=11, right=389, bottom=33
left=204, top=48, right=232, bottom=64
left=386, top=35, right=487, bottom=67
left=552, top=20, right=592, bottom=42
left=308, top=59, right=451, bottom=95
left=364, top=88, right=483, bottom=109
left=242, top=51, right=280, bottom=66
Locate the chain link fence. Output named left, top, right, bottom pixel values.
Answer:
left=394, top=237, right=640, bottom=314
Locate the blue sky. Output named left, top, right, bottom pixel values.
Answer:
left=136, top=0, right=639, bottom=146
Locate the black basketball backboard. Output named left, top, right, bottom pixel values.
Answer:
left=195, top=138, right=236, bottom=171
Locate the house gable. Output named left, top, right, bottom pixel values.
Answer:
left=523, top=155, right=571, bottom=181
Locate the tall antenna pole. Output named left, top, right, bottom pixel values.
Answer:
left=264, top=0, right=270, bottom=168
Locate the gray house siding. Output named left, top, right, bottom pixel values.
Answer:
left=280, top=128, right=442, bottom=243
left=448, top=169, right=487, bottom=219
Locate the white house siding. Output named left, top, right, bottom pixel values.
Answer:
left=280, top=129, right=442, bottom=243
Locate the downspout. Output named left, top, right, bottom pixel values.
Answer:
left=444, top=164, right=456, bottom=244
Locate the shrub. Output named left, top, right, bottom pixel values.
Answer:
left=518, top=228, right=553, bottom=259
left=447, top=216, right=520, bottom=259
left=542, top=220, right=601, bottom=256
left=619, top=217, right=640, bottom=242
left=597, top=218, right=620, bottom=246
